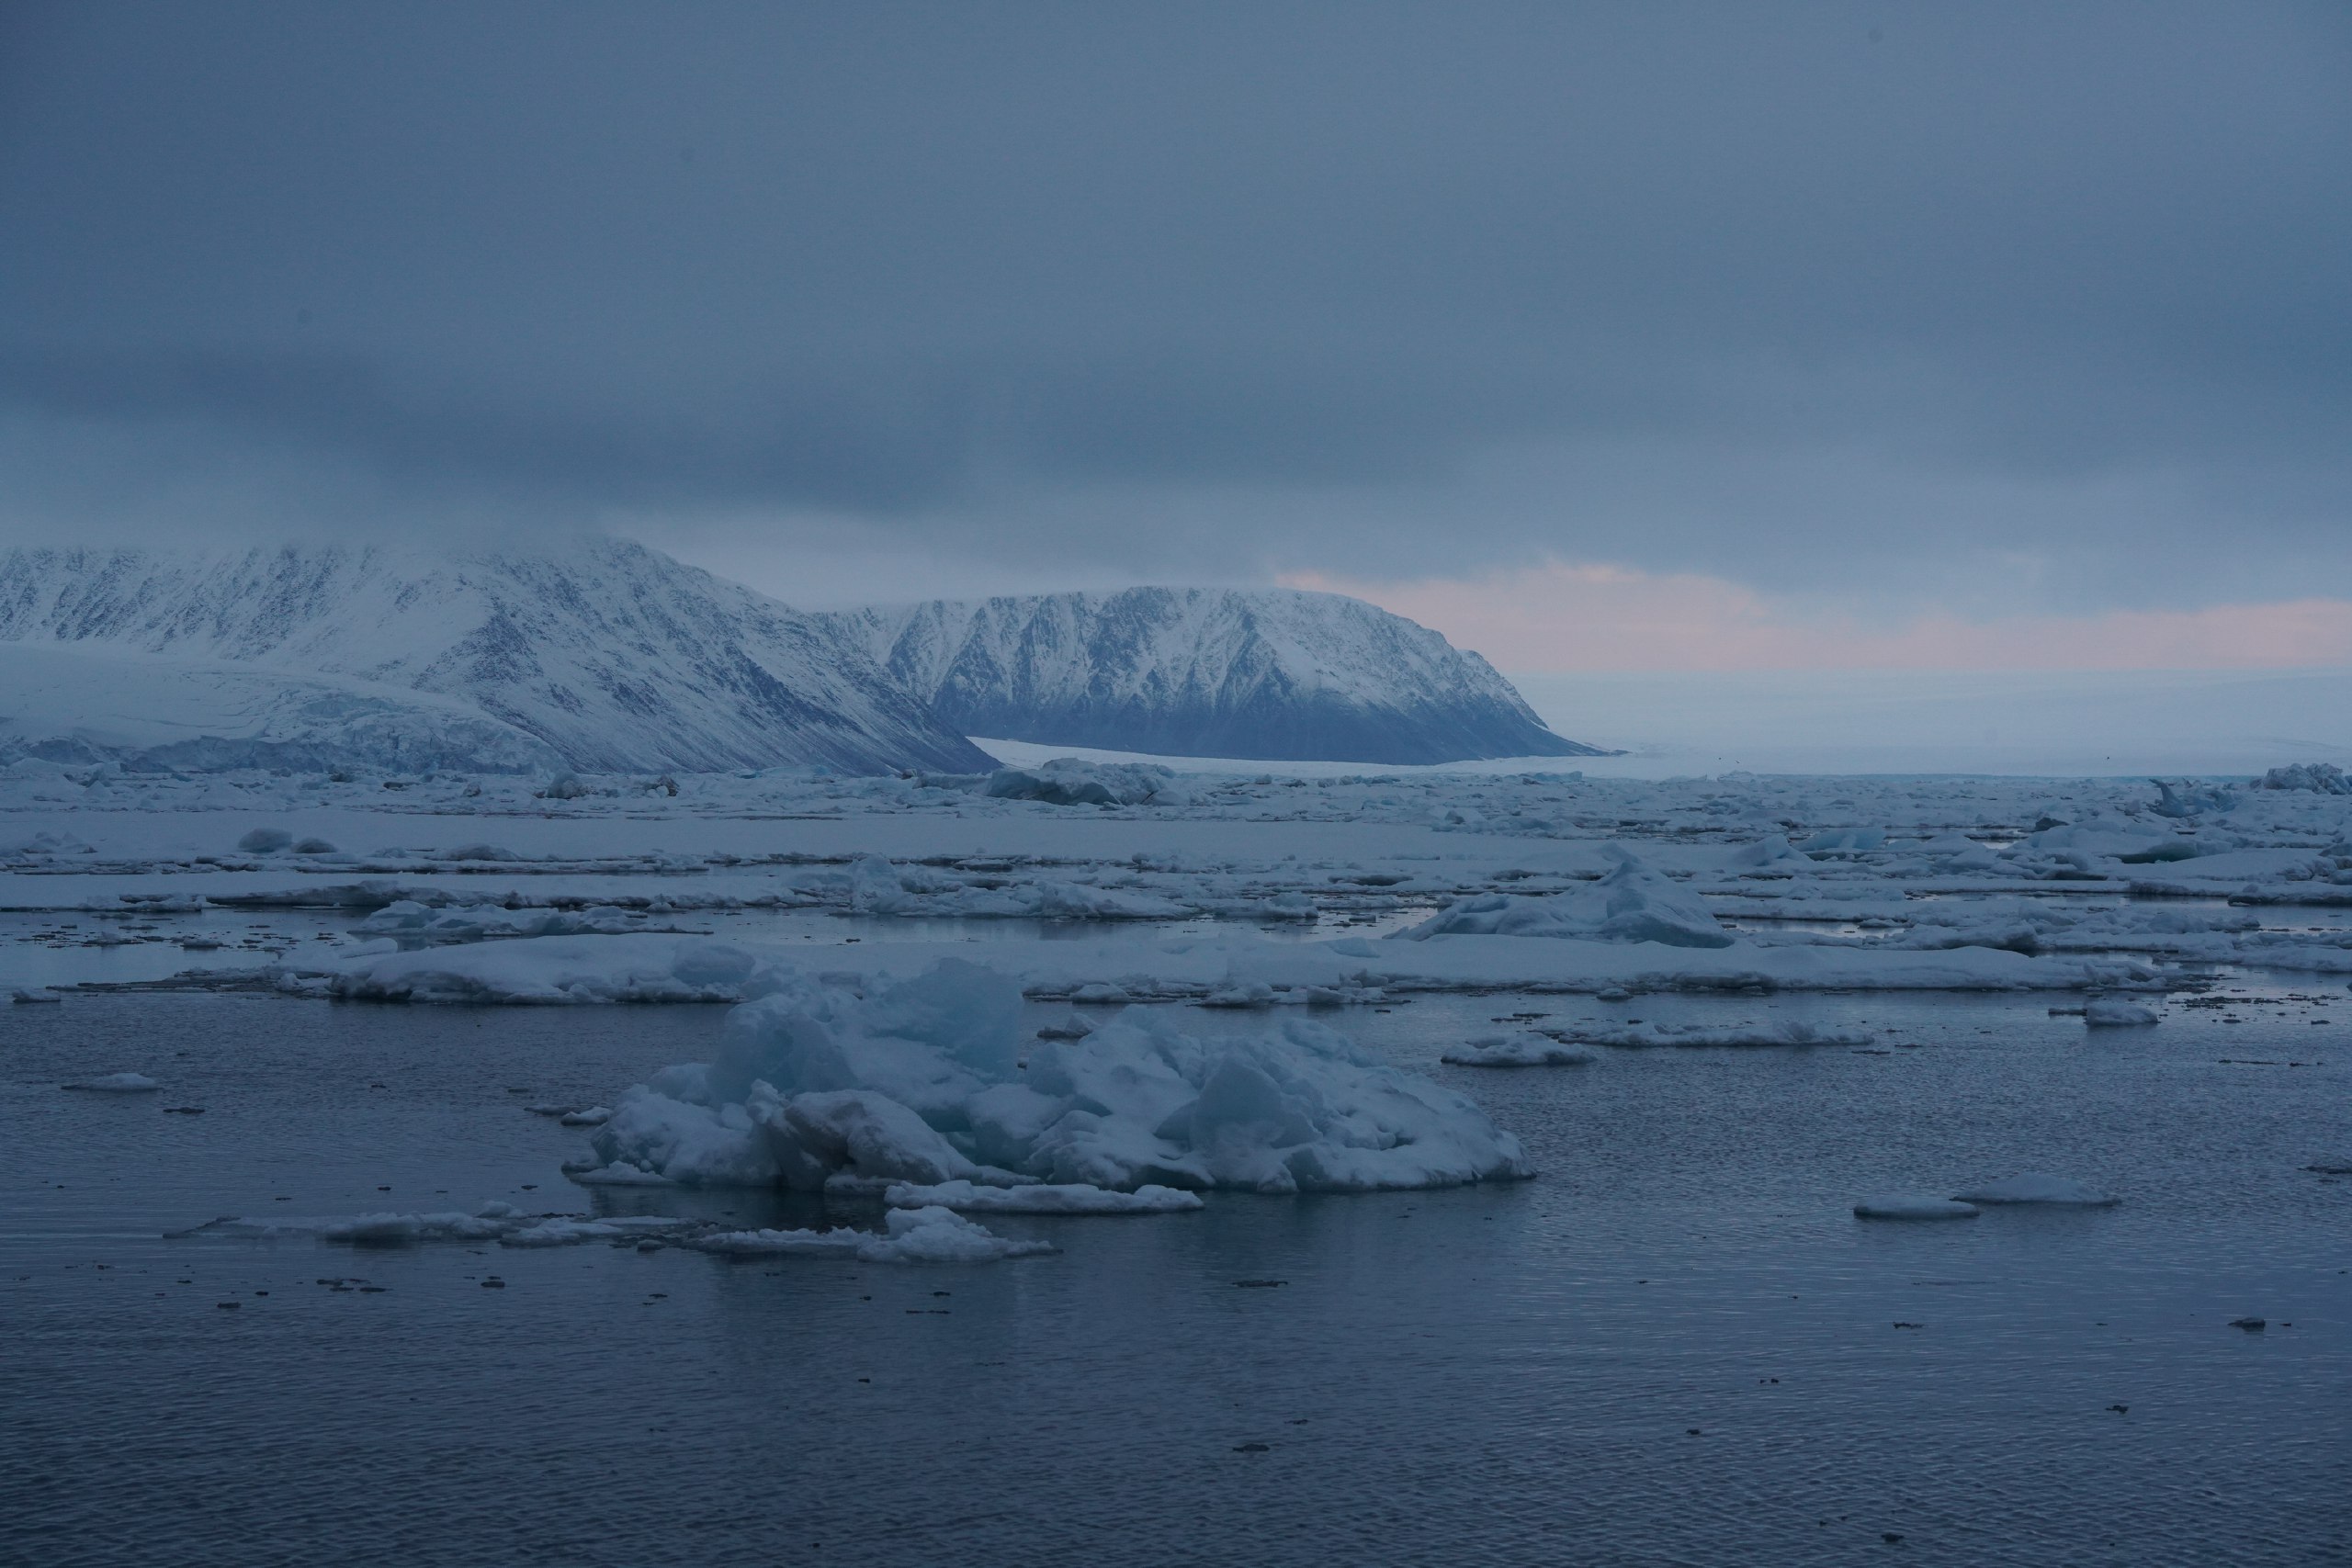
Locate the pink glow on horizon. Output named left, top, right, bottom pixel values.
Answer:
left=1280, top=562, right=2352, bottom=673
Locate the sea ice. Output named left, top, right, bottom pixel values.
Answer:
left=1403, top=849, right=1733, bottom=948
left=1563, top=1021, right=1870, bottom=1049
left=587, top=958, right=1531, bottom=1194
left=2084, top=998, right=2160, bottom=1026
left=1441, top=1032, right=1599, bottom=1066
left=694, top=1206, right=1055, bottom=1263
left=1853, top=1196, right=1981, bottom=1220
left=1949, top=1174, right=2119, bottom=1206
left=883, top=1179, right=1204, bottom=1213
left=62, top=1072, right=162, bottom=1092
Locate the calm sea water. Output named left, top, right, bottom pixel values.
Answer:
left=5, top=984, right=2347, bottom=1566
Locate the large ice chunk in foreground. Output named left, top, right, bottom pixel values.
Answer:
left=1403, top=849, right=1733, bottom=948
left=584, top=958, right=1531, bottom=1194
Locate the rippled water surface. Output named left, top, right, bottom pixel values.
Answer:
left=6, top=987, right=2347, bottom=1566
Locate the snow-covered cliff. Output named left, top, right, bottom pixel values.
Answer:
left=0, top=540, right=992, bottom=774
left=825, top=587, right=1600, bottom=764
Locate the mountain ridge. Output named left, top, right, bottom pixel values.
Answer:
left=0, top=540, right=992, bottom=774
left=823, top=585, right=1600, bottom=764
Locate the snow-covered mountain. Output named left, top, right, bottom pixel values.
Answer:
left=0, top=641, right=567, bottom=774
left=0, top=540, right=992, bottom=774
left=824, top=587, right=1600, bottom=764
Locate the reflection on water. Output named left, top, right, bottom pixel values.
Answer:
left=4, top=990, right=2346, bottom=1566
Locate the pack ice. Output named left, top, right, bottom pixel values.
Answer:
left=582, top=958, right=1532, bottom=1194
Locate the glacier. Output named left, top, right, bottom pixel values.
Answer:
left=823, top=585, right=1601, bottom=764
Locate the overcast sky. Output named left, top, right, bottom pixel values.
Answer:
left=4, top=3, right=2347, bottom=666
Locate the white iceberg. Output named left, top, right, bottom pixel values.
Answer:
left=585, top=958, right=1531, bottom=1195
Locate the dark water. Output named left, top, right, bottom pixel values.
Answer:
left=5, top=987, right=2348, bottom=1566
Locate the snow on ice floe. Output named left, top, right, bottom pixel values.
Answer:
left=1949, top=1174, right=2118, bottom=1206
left=883, top=1179, right=1204, bottom=1213
left=580, top=958, right=1531, bottom=1195
left=1404, top=849, right=1733, bottom=948
left=1853, top=1196, right=1981, bottom=1221
left=2084, top=998, right=2161, bottom=1026
left=62, top=1072, right=161, bottom=1092
left=1441, top=1032, right=1599, bottom=1067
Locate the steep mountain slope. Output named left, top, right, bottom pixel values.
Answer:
left=0, top=540, right=991, bottom=774
left=824, top=587, right=1600, bottom=764
left=0, top=641, right=566, bottom=774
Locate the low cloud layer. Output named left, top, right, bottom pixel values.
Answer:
left=3, top=3, right=2347, bottom=631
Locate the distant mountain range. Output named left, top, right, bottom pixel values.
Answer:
left=0, top=540, right=1596, bottom=773
left=0, top=540, right=989, bottom=773
left=823, top=587, right=1599, bottom=765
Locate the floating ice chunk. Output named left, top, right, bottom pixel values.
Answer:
left=238, top=828, right=294, bottom=853
left=1797, top=827, right=1885, bottom=854
left=500, top=1215, right=699, bottom=1247
left=885, top=1179, right=1203, bottom=1213
left=694, top=1207, right=1054, bottom=1263
left=592, top=959, right=1530, bottom=1195
left=1442, top=1032, right=1599, bottom=1067
left=1403, top=849, right=1732, bottom=948
left=1035, top=1013, right=1097, bottom=1040
left=2084, top=998, right=2160, bottom=1026
left=749, top=1085, right=989, bottom=1190
left=62, top=1072, right=161, bottom=1092
left=558, top=1105, right=613, bottom=1126
left=13, top=987, right=63, bottom=1004
left=1950, top=1174, right=2118, bottom=1206
left=321, top=1210, right=519, bottom=1246
left=1070, top=982, right=1132, bottom=1004
left=1566, top=1021, right=1870, bottom=1049
left=562, top=1160, right=678, bottom=1187
left=1200, top=981, right=1277, bottom=1008
left=861, top=1205, right=1057, bottom=1262
left=1853, top=1196, right=1980, bottom=1220
left=1726, top=836, right=1807, bottom=869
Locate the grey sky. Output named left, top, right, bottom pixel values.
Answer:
left=2, top=1, right=2346, bottom=615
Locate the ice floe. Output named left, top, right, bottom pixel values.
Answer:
left=582, top=958, right=1531, bottom=1194
left=2084, top=998, right=2160, bottom=1026
left=1441, top=1032, right=1599, bottom=1066
left=1949, top=1174, right=2118, bottom=1206
left=883, top=1179, right=1204, bottom=1213
left=62, top=1072, right=162, bottom=1092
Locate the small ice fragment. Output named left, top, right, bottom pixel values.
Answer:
left=2229, top=1316, right=2267, bottom=1331
left=1853, top=1196, right=1980, bottom=1221
left=2085, top=998, right=2159, bottom=1026
left=1950, top=1173, right=2118, bottom=1206
left=62, top=1073, right=161, bottom=1093
left=237, top=828, right=293, bottom=854
left=884, top=1179, right=1204, bottom=1214
left=1441, top=1032, right=1598, bottom=1067
left=13, top=987, right=63, bottom=1004
left=558, top=1105, right=613, bottom=1126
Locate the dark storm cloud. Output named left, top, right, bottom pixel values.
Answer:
left=2, top=1, right=2347, bottom=603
